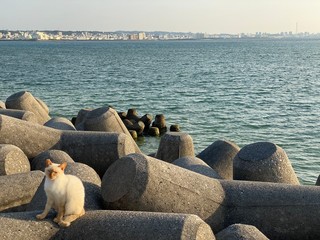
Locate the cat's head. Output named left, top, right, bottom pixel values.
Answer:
left=44, top=159, right=67, bottom=180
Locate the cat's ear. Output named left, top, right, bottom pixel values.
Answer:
left=46, top=159, right=53, bottom=167
left=59, top=162, right=67, bottom=171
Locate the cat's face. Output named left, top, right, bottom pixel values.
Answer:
left=45, top=159, right=67, bottom=180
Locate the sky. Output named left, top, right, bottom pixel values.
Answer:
left=1, top=0, right=320, bottom=34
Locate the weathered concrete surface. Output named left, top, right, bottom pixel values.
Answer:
left=126, top=108, right=140, bottom=122
left=140, top=113, right=153, bottom=132
left=0, top=211, right=59, bottom=240
left=0, top=109, right=38, bottom=123
left=0, top=114, right=61, bottom=158
left=152, top=114, right=167, bottom=133
left=27, top=162, right=102, bottom=211
left=5, top=91, right=50, bottom=124
left=101, top=153, right=320, bottom=239
left=54, top=210, right=215, bottom=240
left=155, top=132, right=195, bottom=162
left=315, top=175, right=320, bottom=186
left=80, top=106, right=141, bottom=153
left=0, top=144, right=30, bottom=175
left=219, top=179, right=320, bottom=239
left=58, top=131, right=137, bottom=177
left=197, top=140, right=240, bottom=180
left=35, top=97, right=49, bottom=114
left=74, top=108, right=92, bottom=129
left=0, top=114, right=138, bottom=177
left=172, top=156, right=221, bottom=179
left=0, top=100, right=5, bottom=109
left=0, top=210, right=214, bottom=240
left=233, top=142, right=300, bottom=184
left=44, top=117, right=76, bottom=131
left=101, top=153, right=226, bottom=231
left=216, top=224, right=269, bottom=240
left=0, top=171, right=44, bottom=212
left=31, top=150, right=75, bottom=171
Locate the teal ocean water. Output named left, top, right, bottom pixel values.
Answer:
left=1, top=39, right=320, bottom=184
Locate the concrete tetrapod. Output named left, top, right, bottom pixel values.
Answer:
left=54, top=210, right=215, bottom=240
left=0, top=109, right=38, bottom=123
left=0, top=114, right=138, bottom=177
left=44, top=117, right=76, bottom=131
left=0, top=144, right=30, bottom=175
left=216, top=224, right=268, bottom=240
left=101, top=153, right=226, bottom=231
left=31, top=150, right=75, bottom=171
left=197, top=139, right=240, bottom=180
left=172, top=156, right=221, bottom=179
left=0, top=100, right=5, bottom=109
left=81, top=106, right=141, bottom=153
left=101, top=153, right=320, bottom=240
left=0, top=171, right=44, bottom=212
left=155, top=132, right=195, bottom=162
left=5, top=91, right=50, bottom=124
left=233, top=142, right=300, bottom=184
left=0, top=210, right=214, bottom=240
left=0, top=211, right=59, bottom=240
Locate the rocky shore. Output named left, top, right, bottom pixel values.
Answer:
left=1, top=91, right=320, bottom=239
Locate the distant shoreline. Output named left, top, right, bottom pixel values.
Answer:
left=1, top=30, right=320, bottom=41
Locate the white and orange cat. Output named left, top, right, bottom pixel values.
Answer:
left=36, top=159, right=85, bottom=227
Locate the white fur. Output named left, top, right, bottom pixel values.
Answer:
left=37, top=160, right=85, bottom=227
left=44, top=167, right=85, bottom=215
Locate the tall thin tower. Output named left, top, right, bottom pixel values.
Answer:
left=296, top=22, right=298, bottom=34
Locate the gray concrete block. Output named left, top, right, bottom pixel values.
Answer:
left=27, top=162, right=102, bottom=211
left=156, top=132, right=195, bottom=162
left=0, top=109, right=38, bottom=123
left=0, top=144, right=30, bottom=175
left=101, top=153, right=226, bottom=231
left=172, top=156, right=221, bottom=179
left=74, top=108, right=92, bottom=129
left=233, top=142, right=300, bottom=184
left=35, top=97, right=49, bottom=114
left=5, top=91, right=50, bottom=124
left=152, top=114, right=167, bottom=133
left=0, top=114, right=138, bottom=177
left=44, top=117, right=76, bottom=130
left=54, top=210, right=215, bottom=240
left=81, top=106, right=141, bottom=153
left=315, top=175, right=320, bottom=186
left=0, top=114, right=61, bottom=158
left=31, top=150, right=75, bottom=171
left=216, top=224, right=269, bottom=240
left=0, top=100, right=5, bottom=109
left=0, top=171, right=44, bottom=212
left=0, top=211, right=59, bottom=240
left=0, top=210, right=214, bottom=240
left=101, top=153, right=320, bottom=239
left=197, top=140, right=240, bottom=180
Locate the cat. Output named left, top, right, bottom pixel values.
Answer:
left=36, top=159, right=85, bottom=227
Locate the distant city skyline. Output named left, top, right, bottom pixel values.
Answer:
left=1, top=0, right=320, bottom=34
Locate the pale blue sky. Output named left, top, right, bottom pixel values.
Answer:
left=1, top=0, right=319, bottom=33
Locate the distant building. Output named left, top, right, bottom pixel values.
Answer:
left=138, top=32, right=146, bottom=40
left=35, top=31, right=49, bottom=40
left=129, top=33, right=139, bottom=40
left=195, top=33, right=205, bottom=39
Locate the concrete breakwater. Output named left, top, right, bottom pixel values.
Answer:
left=1, top=91, right=320, bottom=239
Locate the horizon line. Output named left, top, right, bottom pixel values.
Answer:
left=1, top=29, right=320, bottom=35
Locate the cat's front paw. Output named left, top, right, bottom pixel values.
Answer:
left=58, top=221, right=71, bottom=227
left=36, top=214, right=45, bottom=220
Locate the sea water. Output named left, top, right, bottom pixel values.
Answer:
left=1, top=39, right=320, bottom=184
